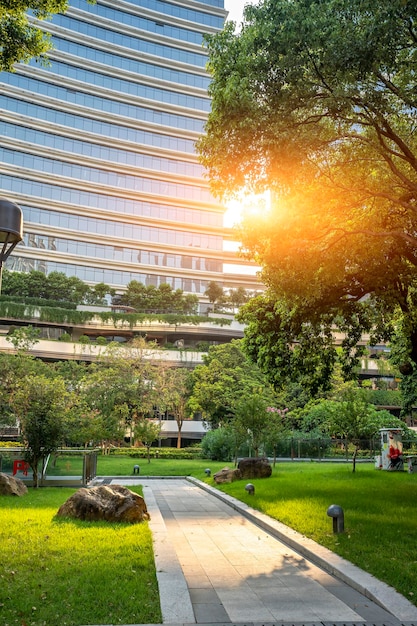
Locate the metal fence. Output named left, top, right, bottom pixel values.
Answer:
left=246, top=437, right=417, bottom=461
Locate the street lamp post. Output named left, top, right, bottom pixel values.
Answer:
left=0, top=198, right=23, bottom=294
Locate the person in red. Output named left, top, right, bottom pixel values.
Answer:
left=388, top=431, right=403, bottom=470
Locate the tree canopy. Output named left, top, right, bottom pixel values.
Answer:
left=1, top=270, right=114, bottom=306
left=188, top=340, right=277, bottom=426
left=198, top=0, right=417, bottom=399
left=117, top=281, right=198, bottom=314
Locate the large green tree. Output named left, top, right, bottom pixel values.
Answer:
left=198, top=0, right=417, bottom=398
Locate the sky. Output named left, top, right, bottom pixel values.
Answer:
left=223, top=0, right=257, bottom=27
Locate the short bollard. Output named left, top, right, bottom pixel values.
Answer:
left=205, top=468, right=211, bottom=477
left=245, top=483, right=255, bottom=496
left=133, top=464, right=140, bottom=475
left=327, top=504, right=344, bottom=533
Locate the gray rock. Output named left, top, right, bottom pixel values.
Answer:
left=56, top=484, right=150, bottom=523
left=238, top=457, right=272, bottom=479
left=0, top=472, right=28, bottom=496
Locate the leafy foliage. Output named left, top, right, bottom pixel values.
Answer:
left=6, top=325, right=40, bottom=352
left=0, top=1, right=97, bottom=71
left=117, top=281, right=198, bottom=314
left=12, top=374, right=70, bottom=486
left=233, top=393, right=270, bottom=457
left=2, top=270, right=113, bottom=305
left=0, top=352, right=46, bottom=427
left=198, top=0, right=417, bottom=402
left=200, top=426, right=236, bottom=461
left=188, top=340, right=277, bottom=426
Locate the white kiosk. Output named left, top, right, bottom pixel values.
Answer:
left=379, top=428, right=403, bottom=470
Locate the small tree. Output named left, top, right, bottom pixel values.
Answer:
left=134, top=419, right=162, bottom=462
left=12, top=375, right=69, bottom=487
left=324, top=383, right=385, bottom=472
left=264, top=407, right=290, bottom=466
left=204, top=281, right=225, bottom=311
left=166, top=367, right=192, bottom=449
left=6, top=325, right=40, bottom=353
left=233, top=394, right=269, bottom=457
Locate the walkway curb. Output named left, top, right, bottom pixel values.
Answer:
left=187, top=477, right=417, bottom=622
left=144, top=483, right=195, bottom=624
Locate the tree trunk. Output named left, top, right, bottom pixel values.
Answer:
left=30, top=461, right=39, bottom=488
left=352, top=445, right=358, bottom=473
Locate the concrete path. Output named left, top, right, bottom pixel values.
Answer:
left=91, top=476, right=417, bottom=626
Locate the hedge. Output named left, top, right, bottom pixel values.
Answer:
left=109, top=446, right=203, bottom=459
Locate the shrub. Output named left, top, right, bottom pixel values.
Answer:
left=59, top=332, right=72, bottom=342
left=201, top=428, right=235, bottom=461
left=96, top=336, right=107, bottom=345
left=196, top=341, right=210, bottom=351
left=78, top=335, right=91, bottom=344
left=108, top=446, right=202, bottom=460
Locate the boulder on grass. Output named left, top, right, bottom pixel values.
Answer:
left=213, top=466, right=241, bottom=484
left=0, top=472, right=28, bottom=496
left=56, top=484, right=150, bottom=524
left=238, top=457, right=272, bottom=479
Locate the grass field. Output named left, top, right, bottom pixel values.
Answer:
left=0, top=487, right=161, bottom=626
left=45, top=453, right=227, bottom=479
left=1, top=456, right=417, bottom=626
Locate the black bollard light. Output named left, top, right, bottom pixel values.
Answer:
left=133, top=464, right=140, bottom=475
left=205, top=468, right=211, bottom=477
left=245, top=483, right=255, bottom=496
left=327, top=504, right=344, bottom=533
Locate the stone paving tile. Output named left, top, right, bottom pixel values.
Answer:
left=185, top=576, right=214, bottom=590
left=108, top=477, right=417, bottom=625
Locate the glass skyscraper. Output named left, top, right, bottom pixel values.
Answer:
left=0, top=0, right=258, bottom=299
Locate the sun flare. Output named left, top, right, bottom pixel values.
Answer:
left=224, top=191, right=270, bottom=228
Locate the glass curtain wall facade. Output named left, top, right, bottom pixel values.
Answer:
left=0, top=0, right=258, bottom=299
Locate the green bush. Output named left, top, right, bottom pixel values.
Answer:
left=96, top=336, right=108, bottom=345
left=196, top=341, right=210, bottom=351
left=58, top=332, right=72, bottom=342
left=78, top=335, right=91, bottom=344
left=201, top=428, right=235, bottom=461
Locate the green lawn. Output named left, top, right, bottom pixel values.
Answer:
left=47, top=452, right=227, bottom=479
left=1, top=457, right=417, bottom=626
left=0, top=487, right=161, bottom=626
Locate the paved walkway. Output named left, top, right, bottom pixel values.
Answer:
left=91, top=476, right=417, bottom=626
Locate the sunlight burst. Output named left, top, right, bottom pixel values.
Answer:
left=224, top=191, right=270, bottom=228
